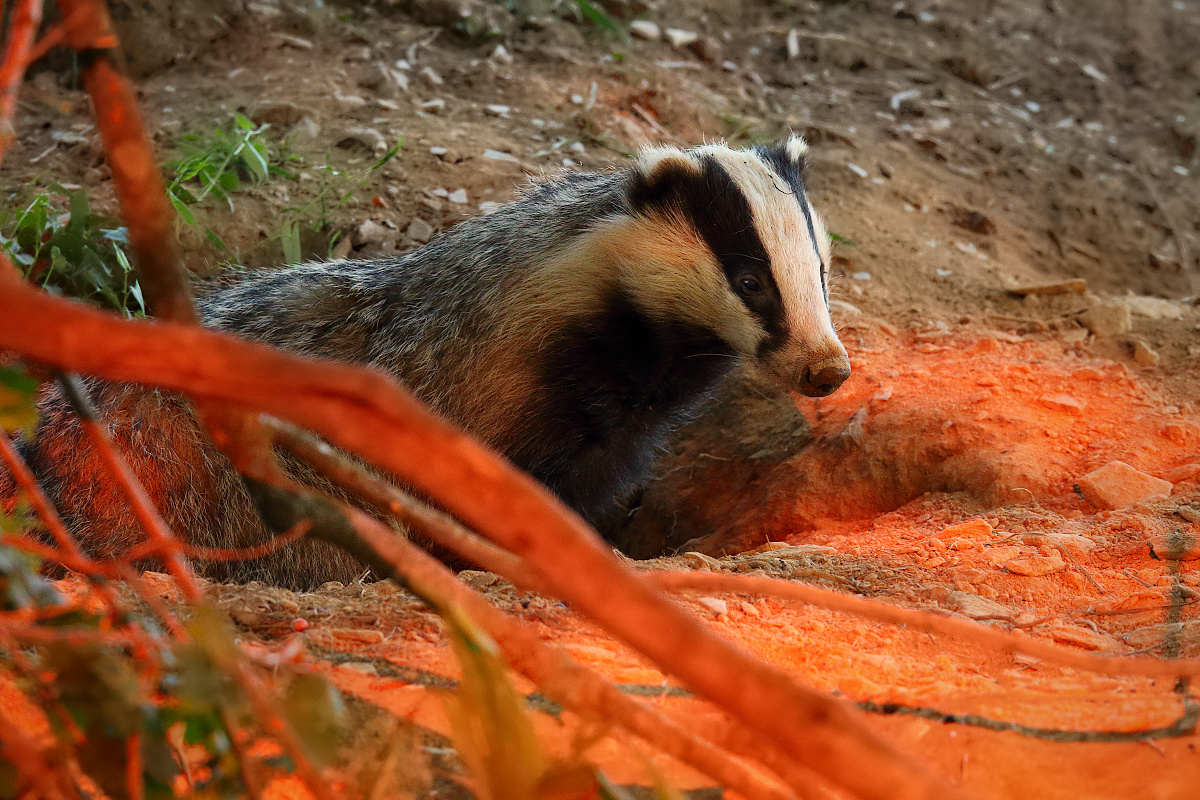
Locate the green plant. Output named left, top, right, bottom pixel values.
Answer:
left=165, top=113, right=298, bottom=224
left=0, top=185, right=144, bottom=316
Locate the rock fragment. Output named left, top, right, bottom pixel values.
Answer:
left=936, top=518, right=994, bottom=543
left=1148, top=527, right=1200, bottom=561
left=482, top=149, right=519, bottom=163
left=447, top=189, right=468, bottom=204
left=1007, top=279, right=1087, bottom=297
left=1004, top=553, right=1066, bottom=576
left=664, top=28, right=699, bottom=49
left=1048, top=624, right=1120, bottom=651
left=1079, top=299, right=1132, bottom=336
left=695, top=597, right=728, bottom=616
left=353, top=220, right=391, bottom=248
left=630, top=20, right=661, bottom=40
left=1076, top=461, right=1173, bottom=510
left=406, top=218, right=434, bottom=244
left=1038, top=394, right=1084, bottom=413
left=1132, top=340, right=1160, bottom=367
left=944, top=591, right=1014, bottom=621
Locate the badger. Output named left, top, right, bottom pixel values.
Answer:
left=17, top=137, right=850, bottom=588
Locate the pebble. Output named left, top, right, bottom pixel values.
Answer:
left=1071, top=367, right=1104, bottom=381
left=1132, top=340, right=1160, bottom=367
left=447, top=189, right=468, bottom=204
left=419, top=98, right=445, bottom=112
left=334, top=91, right=369, bottom=108
left=695, top=597, right=728, bottom=616
left=429, top=146, right=448, bottom=156
left=275, top=33, right=314, bottom=49
left=1038, top=393, right=1084, bottom=413
left=721, top=60, right=740, bottom=72
left=664, top=28, right=699, bottom=49
left=1076, top=460, right=1173, bottom=510
left=406, top=218, right=434, bottom=244
left=739, top=601, right=760, bottom=617
left=337, top=126, right=387, bottom=154
left=483, top=149, right=519, bottom=163
left=485, top=104, right=511, bottom=117
left=852, top=271, right=872, bottom=280
left=1004, top=553, right=1066, bottom=576
left=1048, top=624, right=1120, bottom=652
left=478, top=201, right=501, bottom=214
left=786, top=28, right=802, bottom=60
left=353, top=220, right=392, bottom=247
left=1079, top=299, right=1132, bottom=336
left=945, top=591, right=1015, bottom=621
left=1007, top=279, right=1087, bottom=297
left=1123, top=296, right=1185, bottom=319
left=1180, top=506, right=1200, bottom=523
left=490, top=44, right=514, bottom=64
left=419, top=66, right=444, bottom=86
left=569, top=141, right=586, bottom=154
left=1149, top=528, right=1200, bottom=560
left=936, top=518, right=995, bottom=542
left=339, top=661, right=379, bottom=676
left=847, top=163, right=870, bottom=178
left=630, top=20, right=661, bottom=40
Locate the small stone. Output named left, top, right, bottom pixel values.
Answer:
left=275, top=33, right=313, bottom=49
left=1038, top=393, right=1085, bottom=413
left=721, top=60, right=740, bottom=72
left=490, top=44, right=514, bottom=64
left=359, top=63, right=400, bottom=96
left=419, top=66, right=444, bottom=86
left=419, top=98, right=446, bottom=112
left=1004, top=553, right=1066, bottom=576
left=1048, top=624, right=1120, bottom=651
left=478, top=201, right=501, bottom=214
left=936, top=519, right=995, bottom=542
left=1148, top=527, right=1200, bottom=560
left=485, top=104, right=511, bottom=117
left=429, top=146, right=448, bottom=156
left=353, top=220, right=391, bottom=247
left=569, top=141, right=586, bottom=154
left=246, top=101, right=305, bottom=127
left=630, top=20, right=661, bottom=40
left=1179, top=506, right=1200, bottom=523
left=339, top=661, right=379, bottom=676
left=945, top=591, right=1015, bottom=621
left=447, top=189, right=468, bottom=204
left=1164, top=462, right=1200, bottom=484
left=337, top=127, right=387, bottom=154
left=1123, top=296, right=1184, bottom=320
left=1079, top=299, right=1132, bottom=337
left=1007, top=279, right=1087, bottom=297
left=291, top=618, right=309, bottom=632
left=406, top=218, right=435, bottom=244
left=985, top=546, right=1023, bottom=567
left=664, top=28, right=699, bottom=49
left=482, top=149, right=519, bottom=163
left=1076, top=461, right=1173, bottom=510
left=739, top=601, right=760, bottom=617
left=695, top=597, right=728, bottom=616
left=1132, top=340, right=1160, bottom=367
left=786, top=28, right=801, bottom=60
left=1071, top=367, right=1105, bottom=381
left=334, top=91, right=369, bottom=108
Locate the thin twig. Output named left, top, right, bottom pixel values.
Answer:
left=0, top=0, right=43, bottom=168
left=648, top=571, right=1200, bottom=679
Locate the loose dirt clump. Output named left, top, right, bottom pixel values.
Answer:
left=5, top=0, right=1200, bottom=797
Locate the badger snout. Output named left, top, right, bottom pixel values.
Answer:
left=798, top=354, right=851, bottom=397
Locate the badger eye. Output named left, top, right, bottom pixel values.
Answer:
left=737, top=274, right=763, bottom=295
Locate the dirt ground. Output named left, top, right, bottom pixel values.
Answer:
left=5, top=0, right=1200, bottom=798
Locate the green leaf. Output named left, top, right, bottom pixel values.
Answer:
left=280, top=220, right=301, bottom=265
left=281, top=674, right=345, bottom=766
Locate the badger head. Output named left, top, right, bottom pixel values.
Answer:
left=619, top=136, right=850, bottom=398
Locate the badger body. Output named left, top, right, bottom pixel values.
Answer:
left=23, top=138, right=850, bottom=588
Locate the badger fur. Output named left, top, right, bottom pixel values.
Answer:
left=18, top=137, right=850, bottom=588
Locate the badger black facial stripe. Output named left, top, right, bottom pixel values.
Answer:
left=628, top=154, right=788, bottom=351
left=754, top=143, right=828, bottom=301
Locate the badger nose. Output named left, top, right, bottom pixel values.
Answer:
left=800, top=357, right=851, bottom=397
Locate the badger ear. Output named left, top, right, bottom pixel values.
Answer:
left=628, top=147, right=701, bottom=211
left=783, top=133, right=809, bottom=165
